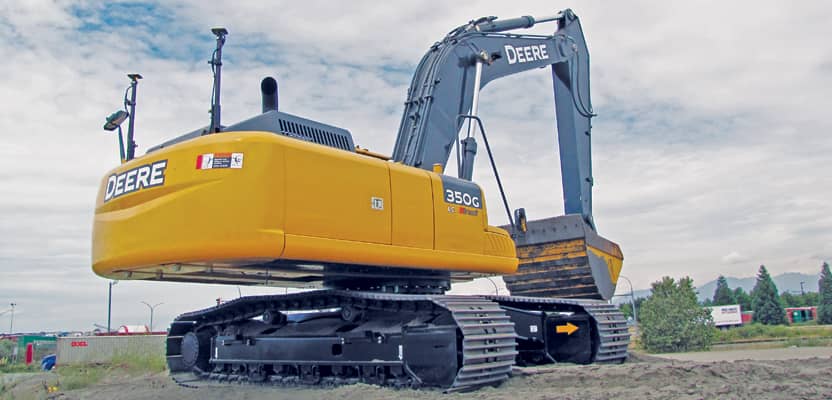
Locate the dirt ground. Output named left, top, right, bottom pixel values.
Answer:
left=3, top=347, right=831, bottom=400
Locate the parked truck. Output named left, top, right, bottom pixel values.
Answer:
left=708, top=305, right=743, bottom=328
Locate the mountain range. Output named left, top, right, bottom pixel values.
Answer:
left=613, top=272, right=822, bottom=304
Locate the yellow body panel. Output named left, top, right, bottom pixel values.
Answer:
left=93, top=133, right=287, bottom=274
left=284, top=140, right=391, bottom=244
left=431, top=173, right=485, bottom=254
left=388, top=163, right=434, bottom=249
left=92, top=131, right=517, bottom=285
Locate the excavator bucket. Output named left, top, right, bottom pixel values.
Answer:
left=503, top=214, right=622, bottom=300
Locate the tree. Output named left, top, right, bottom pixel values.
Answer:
left=780, top=291, right=803, bottom=308
left=819, top=262, right=832, bottom=324
left=712, top=275, right=735, bottom=306
left=639, top=276, right=714, bottom=352
left=619, top=303, right=633, bottom=319
left=618, top=297, right=645, bottom=322
left=802, top=292, right=820, bottom=308
left=751, top=265, right=786, bottom=325
left=733, top=287, right=752, bottom=311
left=0, top=339, right=14, bottom=365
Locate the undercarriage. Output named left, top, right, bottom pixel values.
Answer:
left=166, top=290, right=628, bottom=392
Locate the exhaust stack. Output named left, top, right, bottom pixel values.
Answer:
left=261, top=77, right=279, bottom=113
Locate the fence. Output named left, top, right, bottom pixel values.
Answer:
left=56, top=335, right=165, bottom=365
left=0, top=335, right=56, bottom=365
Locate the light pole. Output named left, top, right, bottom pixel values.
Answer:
left=140, top=301, right=163, bottom=332
left=485, top=277, right=500, bottom=295
left=9, top=303, right=16, bottom=334
left=618, top=276, right=637, bottom=325
left=107, top=281, right=118, bottom=333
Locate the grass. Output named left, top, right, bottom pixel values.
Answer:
left=56, top=350, right=166, bottom=389
left=108, top=350, right=167, bottom=376
left=713, top=323, right=832, bottom=343
left=0, top=364, right=38, bottom=374
left=630, top=323, right=832, bottom=352
left=0, top=350, right=167, bottom=399
left=57, top=365, right=107, bottom=391
left=784, top=337, right=827, bottom=347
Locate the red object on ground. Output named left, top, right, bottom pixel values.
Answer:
left=25, top=343, right=33, bottom=365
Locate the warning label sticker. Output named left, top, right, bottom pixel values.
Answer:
left=196, top=153, right=244, bottom=170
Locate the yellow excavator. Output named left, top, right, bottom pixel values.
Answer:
left=93, top=9, right=627, bottom=391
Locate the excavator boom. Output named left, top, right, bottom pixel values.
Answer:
left=393, top=9, right=621, bottom=300
left=393, top=9, right=595, bottom=228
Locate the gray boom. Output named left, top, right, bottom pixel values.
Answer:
left=392, top=9, right=596, bottom=229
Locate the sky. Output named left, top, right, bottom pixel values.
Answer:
left=0, top=0, right=830, bottom=333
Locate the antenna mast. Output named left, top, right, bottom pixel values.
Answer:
left=125, top=74, right=142, bottom=160
left=208, top=27, right=228, bottom=134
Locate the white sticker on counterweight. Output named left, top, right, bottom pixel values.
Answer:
left=196, top=152, right=244, bottom=169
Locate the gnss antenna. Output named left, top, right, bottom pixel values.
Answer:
left=208, top=27, right=228, bottom=134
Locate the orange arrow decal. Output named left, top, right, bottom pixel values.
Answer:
left=556, top=322, right=578, bottom=335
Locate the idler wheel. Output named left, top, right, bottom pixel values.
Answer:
left=181, top=331, right=211, bottom=371
left=262, top=309, right=287, bottom=325
left=340, top=305, right=364, bottom=323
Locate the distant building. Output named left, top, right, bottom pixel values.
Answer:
left=785, top=307, right=817, bottom=324
left=116, top=325, right=150, bottom=335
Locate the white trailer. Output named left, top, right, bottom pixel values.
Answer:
left=708, top=304, right=743, bottom=328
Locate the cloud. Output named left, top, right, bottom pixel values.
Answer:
left=722, top=251, right=750, bottom=265
left=1, top=1, right=831, bottom=332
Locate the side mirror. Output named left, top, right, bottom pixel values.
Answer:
left=514, top=208, right=527, bottom=233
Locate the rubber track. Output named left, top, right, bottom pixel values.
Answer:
left=486, top=295, right=629, bottom=363
left=166, top=290, right=517, bottom=392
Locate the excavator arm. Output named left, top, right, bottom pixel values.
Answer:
left=393, top=9, right=595, bottom=229
left=394, top=9, right=621, bottom=300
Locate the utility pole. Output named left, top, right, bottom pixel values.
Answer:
left=107, top=281, right=118, bottom=333
left=800, top=281, right=806, bottom=296
left=140, top=302, right=163, bottom=332
left=9, top=303, right=16, bottom=334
